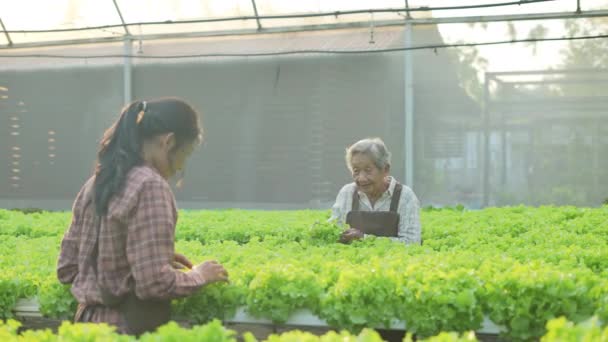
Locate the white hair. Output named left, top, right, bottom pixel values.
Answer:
left=345, top=137, right=392, bottom=171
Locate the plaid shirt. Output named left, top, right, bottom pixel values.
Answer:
left=57, top=165, right=205, bottom=332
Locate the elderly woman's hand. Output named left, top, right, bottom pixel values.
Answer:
left=339, top=228, right=364, bottom=243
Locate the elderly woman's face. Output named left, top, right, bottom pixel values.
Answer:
left=350, top=153, right=389, bottom=197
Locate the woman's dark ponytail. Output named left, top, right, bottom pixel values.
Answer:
left=93, top=101, right=146, bottom=216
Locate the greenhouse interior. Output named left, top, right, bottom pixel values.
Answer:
left=0, top=0, right=607, bottom=341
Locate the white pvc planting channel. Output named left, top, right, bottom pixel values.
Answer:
left=14, top=299, right=504, bottom=334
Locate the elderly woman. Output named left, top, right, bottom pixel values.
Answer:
left=330, top=138, right=421, bottom=244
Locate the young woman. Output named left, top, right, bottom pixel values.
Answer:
left=57, top=98, right=228, bottom=335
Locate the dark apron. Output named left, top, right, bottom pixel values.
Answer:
left=75, top=294, right=170, bottom=336
left=75, top=205, right=171, bottom=336
left=101, top=290, right=171, bottom=336
left=346, top=183, right=402, bottom=237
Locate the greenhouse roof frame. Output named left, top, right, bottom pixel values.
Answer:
left=1, top=0, right=607, bottom=50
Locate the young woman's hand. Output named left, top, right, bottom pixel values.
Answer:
left=192, top=260, right=229, bottom=284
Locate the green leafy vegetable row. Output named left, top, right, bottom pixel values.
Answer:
left=1, top=316, right=606, bottom=342
left=0, top=207, right=606, bottom=341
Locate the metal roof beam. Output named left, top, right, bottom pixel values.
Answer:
left=0, top=18, right=12, bottom=47
left=1, top=9, right=607, bottom=50
left=492, top=96, right=608, bottom=106
left=112, top=0, right=130, bottom=36
left=497, top=78, right=608, bottom=85
left=489, top=68, right=608, bottom=77
left=250, top=0, right=262, bottom=31
left=5, top=5, right=604, bottom=35
left=408, top=8, right=608, bottom=25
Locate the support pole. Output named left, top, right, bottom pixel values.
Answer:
left=482, top=73, right=491, bottom=207
left=123, top=37, right=132, bottom=104
left=501, top=112, right=507, bottom=187
left=404, top=21, right=414, bottom=189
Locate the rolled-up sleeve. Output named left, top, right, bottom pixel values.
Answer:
left=126, top=178, right=205, bottom=300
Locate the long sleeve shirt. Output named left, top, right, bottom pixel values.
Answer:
left=329, top=176, right=421, bottom=244
left=57, top=165, right=206, bottom=308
